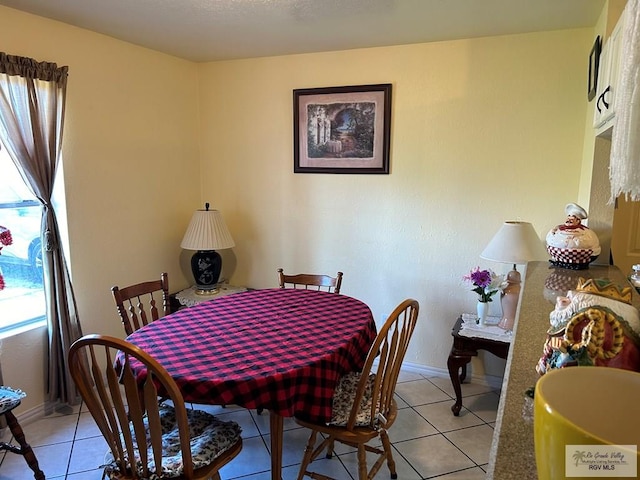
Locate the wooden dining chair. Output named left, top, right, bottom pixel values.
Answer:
left=68, top=334, right=243, bottom=480
left=112, top=272, right=170, bottom=336
left=277, top=268, right=343, bottom=294
left=255, top=268, right=344, bottom=416
left=0, top=386, right=45, bottom=480
left=294, top=298, right=419, bottom=480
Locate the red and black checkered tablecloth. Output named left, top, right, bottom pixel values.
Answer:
left=125, top=288, right=377, bottom=423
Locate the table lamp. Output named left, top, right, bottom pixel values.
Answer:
left=181, top=203, right=235, bottom=295
left=480, top=221, right=544, bottom=330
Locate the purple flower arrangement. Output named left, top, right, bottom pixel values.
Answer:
left=463, top=266, right=505, bottom=303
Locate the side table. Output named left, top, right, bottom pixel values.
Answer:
left=172, top=284, right=248, bottom=309
left=0, top=386, right=45, bottom=480
left=447, top=316, right=510, bottom=416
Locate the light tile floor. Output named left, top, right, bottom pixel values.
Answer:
left=0, top=371, right=500, bottom=480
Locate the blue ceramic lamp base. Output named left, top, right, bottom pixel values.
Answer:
left=190, top=249, right=222, bottom=295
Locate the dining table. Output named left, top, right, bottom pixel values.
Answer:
left=124, top=287, right=378, bottom=480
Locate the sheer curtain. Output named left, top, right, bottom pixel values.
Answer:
left=610, top=0, right=640, bottom=201
left=0, top=52, right=82, bottom=407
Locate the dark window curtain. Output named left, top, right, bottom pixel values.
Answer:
left=0, top=52, right=82, bottom=407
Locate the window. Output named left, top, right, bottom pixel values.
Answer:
left=0, top=143, right=46, bottom=335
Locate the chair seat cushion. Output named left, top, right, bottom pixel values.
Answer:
left=104, top=404, right=241, bottom=479
left=0, top=386, right=26, bottom=415
left=329, top=371, right=376, bottom=427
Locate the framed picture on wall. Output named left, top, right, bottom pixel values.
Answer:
left=587, top=35, right=601, bottom=102
left=293, top=83, right=392, bottom=174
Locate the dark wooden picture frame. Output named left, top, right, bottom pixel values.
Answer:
left=588, top=36, right=601, bottom=102
left=293, top=84, right=392, bottom=174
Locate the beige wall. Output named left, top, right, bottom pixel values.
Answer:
left=0, top=5, right=598, bottom=413
left=0, top=6, right=200, bottom=412
left=198, top=29, right=593, bottom=376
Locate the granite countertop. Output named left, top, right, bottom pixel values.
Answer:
left=486, top=261, right=637, bottom=479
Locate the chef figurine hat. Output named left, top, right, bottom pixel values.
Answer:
left=565, top=203, right=587, bottom=220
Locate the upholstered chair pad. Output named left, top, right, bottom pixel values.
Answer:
left=0, top=386, right=26, bottom=414
left=329, top=371, right=377, bottom=427
left=105, top=404, right=241, bottom=479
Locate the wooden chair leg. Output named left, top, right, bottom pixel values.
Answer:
left=380, top=429, right=398, bottom=479
left=357, top=444, right=368, bottom=480
left=297, top=430, right=318, bottom=480
left=325, top=438, right=335, bottom=458
left=1, top=411, right=45, bottom=480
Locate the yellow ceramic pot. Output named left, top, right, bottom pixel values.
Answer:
left=534, top=367, right=640, bottom=479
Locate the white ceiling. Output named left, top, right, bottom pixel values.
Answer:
left=0, top=0, right=606, bottom=62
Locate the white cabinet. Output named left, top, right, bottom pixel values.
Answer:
left=593, top=8, right=627, bottom=132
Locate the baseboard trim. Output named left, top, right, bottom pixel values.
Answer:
left=18, top=403, right=46, bottom=424
left=10, top=400, right=78, bottom=428
left=11, top=362, right=504, bottom=428
left=401, top=361, right=504, bottom=390
left=0, top=402, right=46, bottom=438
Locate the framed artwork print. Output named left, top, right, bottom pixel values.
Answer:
left=587, top=35, right=601, bottom=102
left=293, top=83, right=392, bottom=174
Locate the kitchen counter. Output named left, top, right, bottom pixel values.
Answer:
left=486, top=261, right=638, bottom=479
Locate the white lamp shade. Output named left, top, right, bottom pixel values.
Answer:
left=480, top=221, right=545, bottom=264
left=181, top=208, right=235, bottom=251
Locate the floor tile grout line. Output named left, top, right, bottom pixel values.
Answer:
left=439, top=426, right=488, bottom=470
left=426, top=464, right=488, bottom=479
left=388, top=441, right=425, bottom=479
left=18, top=375, right=500, bottom=479
left=391, top=401, right=497, bottom=476
left=64, top=404, right=83, bottom=478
